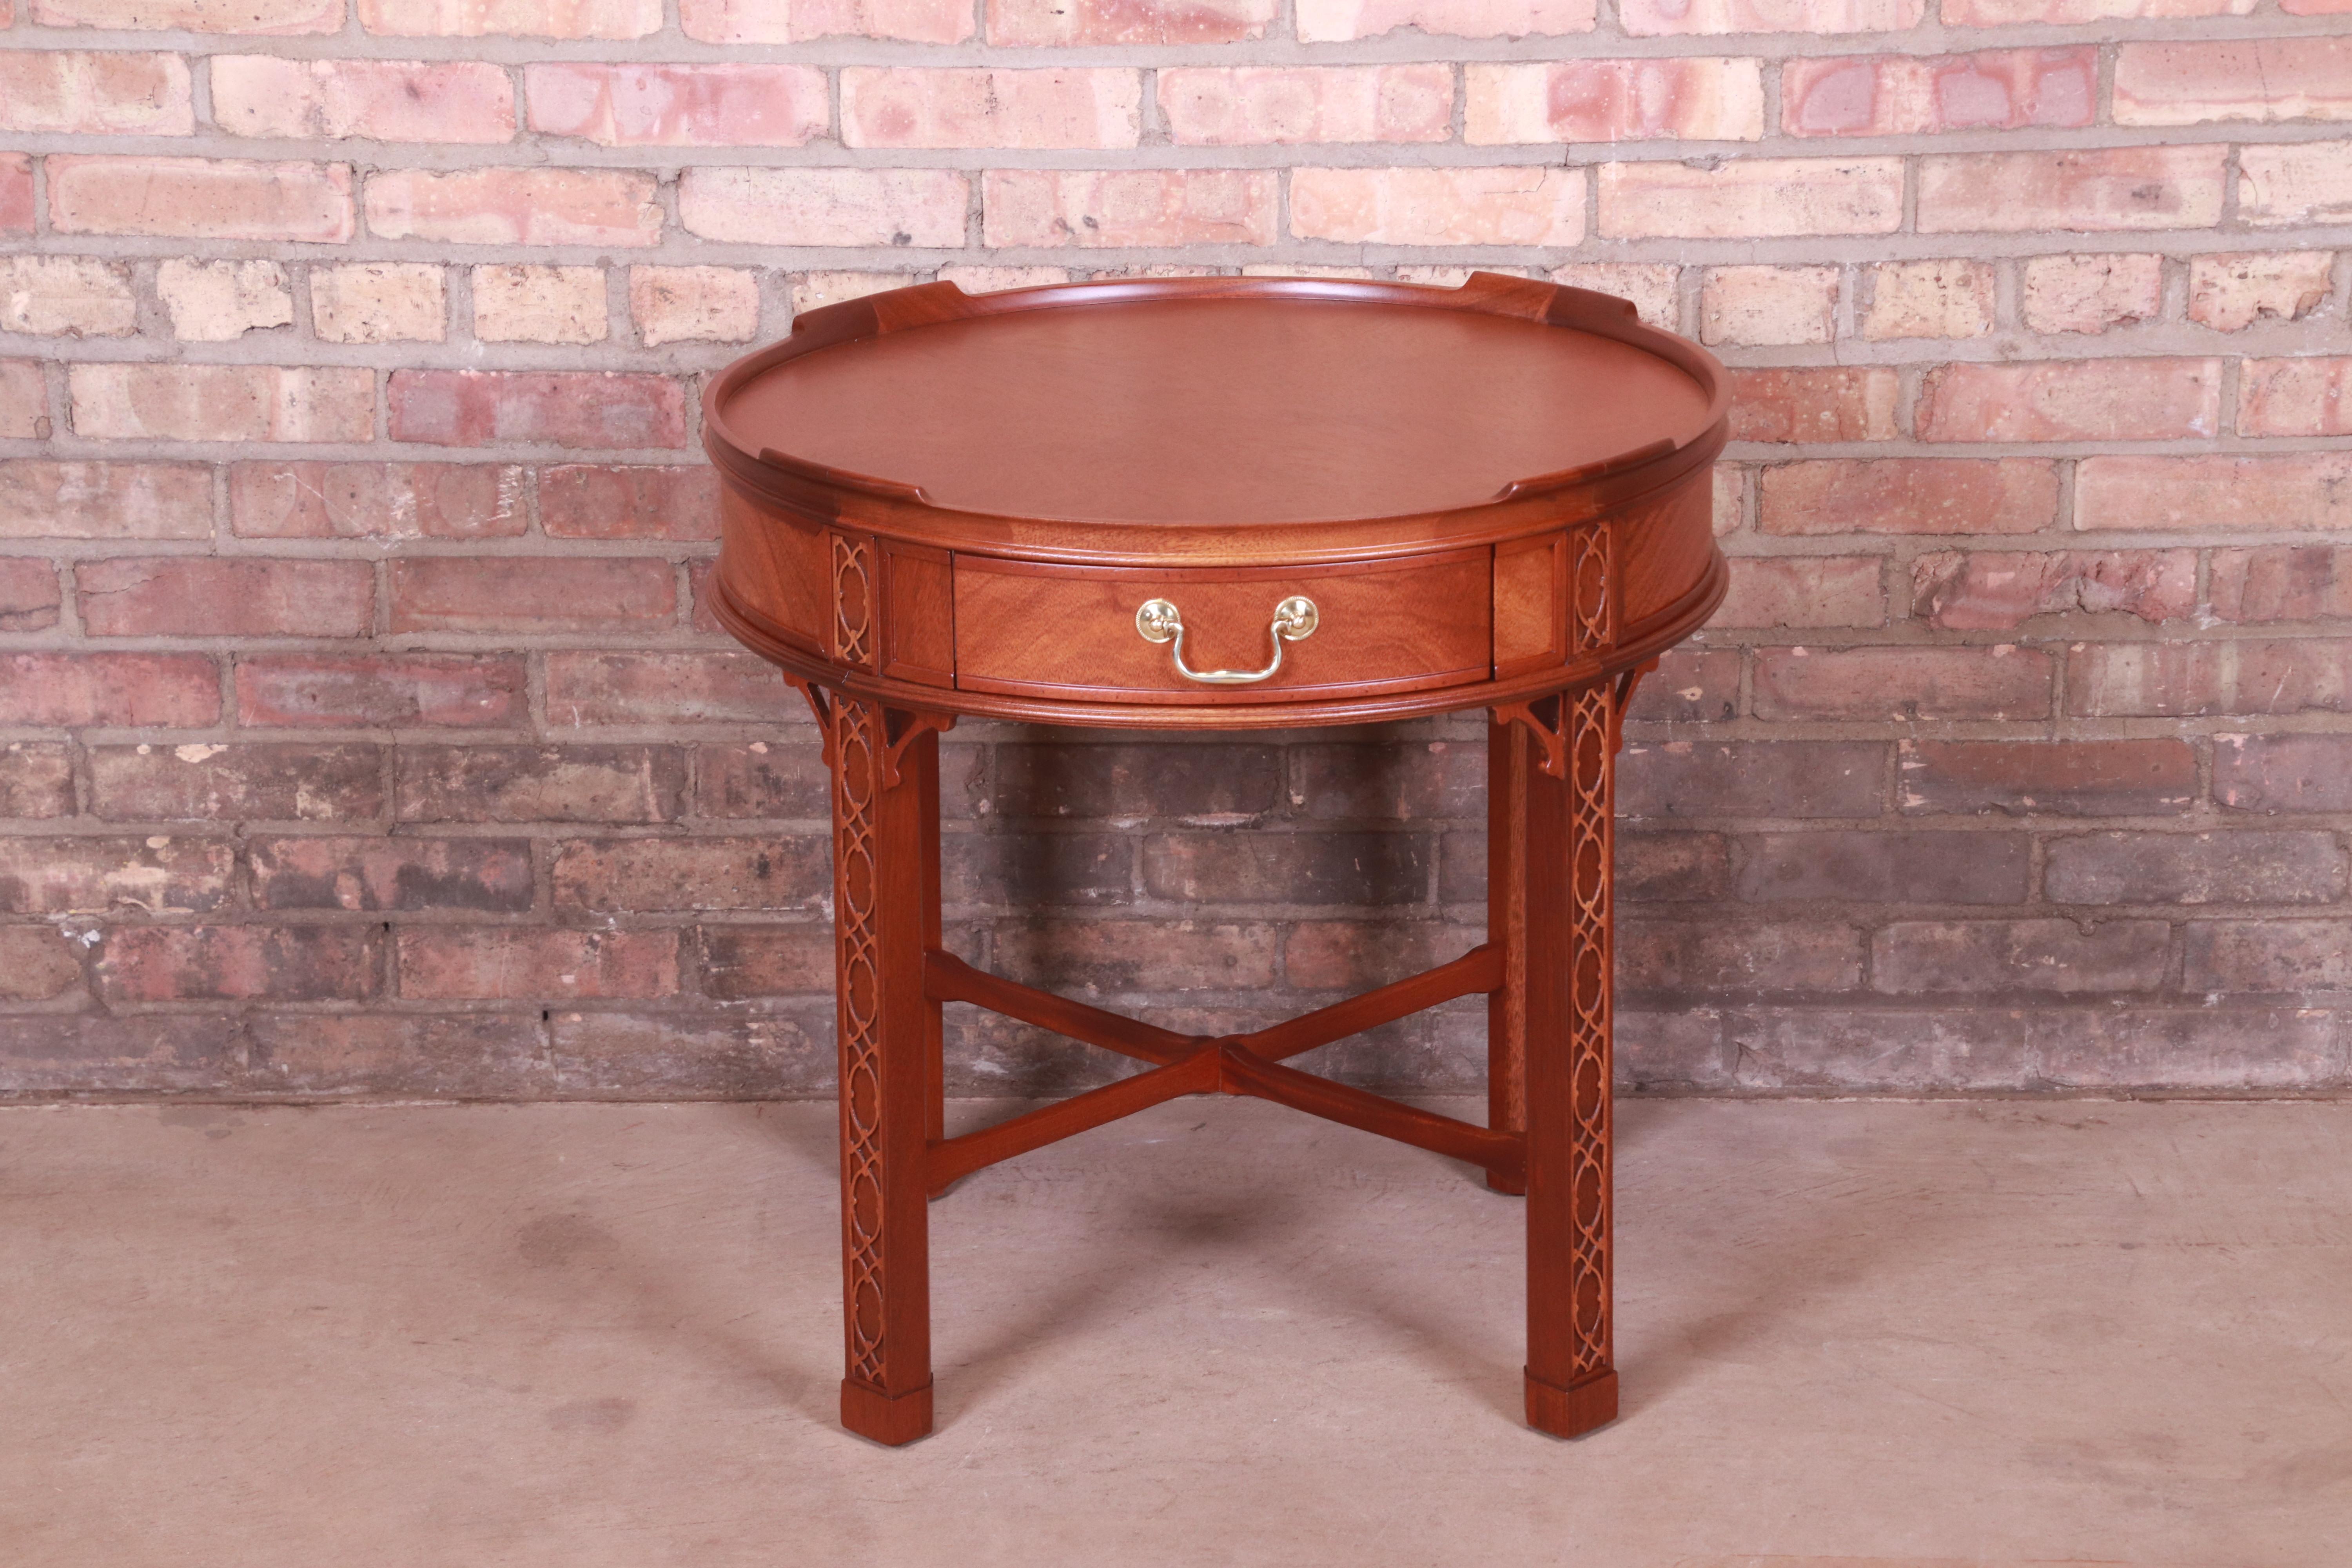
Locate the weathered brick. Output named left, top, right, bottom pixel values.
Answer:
left=1281, top=920, right=1474, bottom=990
left=699, top=923, right=831, bottom=998
left=357, top=0, right=660, bottom=34
left=684, top=0, right=971, bottom=41
left=1783, top=48, right=2092, bottom=136
left=526, top=63, right=826, bottom=147
left=629, top=267, right=760, bottom=347
left=2019, top=253, right=2163, bottom=335
left=1624, top=648, right=1740, bottom=723
left=991, top=742, right=1281, bottom=821
left=946, top=833, right=1131, bottom=907
left=2076, top=454, right=2352, bottom=533
left=2068, top=640, right=2352, bottom=717
left=1727, top=369, right=1899, bottom=444
left=0, top=927, right=82, bottom=1003
left=1466, top=59, right=1761, bottom=143
left=2033, top=1007, right=2348, bottom=1093
left=398, top=927, right=678, bottom=999
left=0, top=360, right=47, bottom=439
left=1909, top=549, right=2196, bottom=630
left=0, top=652, right=220, bottom=726
left=1713, top=556, right=1884, bottom=628
left=77, top=557, right=373, bottom=638
left=1618, top=741, right=1886, bottom=820
left=1873, top=919, right=2169, bottom=994
left=2239, top=358, right=2352, bottom=439
left=0, top=1016, right=237, bottom=1096
left=398, top=744, right=684, bottom=823
left=311, top=262, right=446, bottom=344
left=1917, top=147, right=2226, bottom=233
left=1548, top=262, right=1679, bottom=329
left=70, top=364, right=375, bottom=443
left=1753, top=646, right=2052, bottom=721
left=997, top=918, right=1277, bottom=992
left=1294, top=166, right=1582, bottom=245
left=1298, top=0, right=1588, bottom=37
left=2048, top=831, right=2346, bottom=906
left=938, top=265, right=1073, bottom=295
left=545, top=651, right=796, bottom=726
left=98, top=924, right=379, bottom=1003
left=388, top=370, right=684, bottom=450
left=1619, top=920, right=1862, bottom=995
left=2216, top=733, right=2352, bottom=813
left=1143, top=832, right=1428, bottom=905
left=0, top=156, right=28, bottom=236
left=1620, top=0, right=1917, bottom=29
left=844, top=68, right=1141, bottom=150
left=471, top=265, right=606, bottom=344
left=2239, top=141, right=2352, bottom=227
left=2114, top=39, right=2352, bottom=126
left=2188, top=253, right=2335, bottom=332
left=787, top=271, right=908, bottom=314
left=1736, top=831, right=2030, bottom=904
left=0, top=561, right=61, bottom=632
left=1164, top=65, right=1452, bottom=145
left=679, top=167, right=968, bottom=247
left=251, top=835, right=532, bottom=911
left=1288, top=740, right=1481, bottom=823
left=1898, top=739, right=2195, bottom=818
left=389, top=556, right=675, bottom=633
left=0, top=835, right=232, bottom=915
left=1699, top=266, right=1838, bottom=347
left=0, top=50, right=192, bottom=134
left=48, top=155, right=352, bottom=241
left=156, top=258, right=292, bottom=341
left=536, top=465, right=716, bottom=541
left=1916, top=359, right=2221, bottom=443
left=1859, top=260, right=1995, bottom=341
left=553, top=836, right=827, bottom=912
left=365, top=167, right=660, bottom=247
left=694, top=741, right=828, bottom=820
left=998, top=0, right=1272, bottom=42
left=235, top=653, right=526, bottom=728
left=985, top=170, right=1276, bottom=249
left=552, top=1011, right=827, bottom=1098
left=1599, top=158, right=1900, bottom=240
left=213, top=56, right=514, bottom=141
left=248, top=1013, right=547, bottom=1098
left=91, top=742, right=384, bottom=822
left=2186, top=921, right=2352, bottom=991
left=2211, top=547, right=2352, bottom=624
left=32, top=0, right=342, bottom=30
left=1618, top=832, right=1731, bottom=901
left=230, top=461, right=523, bottom=540
left=1944, top=0, right=2252, bottom=19
left=0, top=256, right=138, bottom=338
left=0, top=745, right=79, bottom=819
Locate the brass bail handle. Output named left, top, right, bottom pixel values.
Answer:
left=1134, top=595, right=1318, bottom=686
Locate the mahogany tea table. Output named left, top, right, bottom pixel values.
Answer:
left=702, top=273, right=1730, bottom=1446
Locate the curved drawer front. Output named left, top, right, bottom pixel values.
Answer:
left=951, top=550, right=1493, bottom=705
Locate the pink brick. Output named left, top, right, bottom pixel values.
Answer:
left=1727, top=368, right=1898, bottom=443
left=1862, top=259, right=1994, bottom=341
left=1549, top=262, right=1679, bottom=328
left=2069, top=640, right=2352, bottom=719
left=1, top=360, right=46, bottom=437
left=2285, top=0, right=2352, bottom=12
left=312, top=262, right=445, bottom=343
left=231, top=461, right=525, bottom=539
left=98, top=925, right=377, bottom=1004
left=31, top=0, right=341, bottom=29
left=2020, top=253, right=2163, bottom=335
left=0, top=156, right=30, bottom=236
left=1700, top=265, right=1838, bottom=347
left=1299, top=0, right=1590, bottom=36
left=2240, top=142, right=2352, bottom=228
left=788, top=270, right=908, bottom=314
left=0, top=561, right=62, bottom=632
left=236, top=653, right=526, bottom=728
left=0, top=461, right=213, bottom=539
left=212, top=57, right=514, bottom=142
left=358, top=0, right=659, bottom=34
left=78, top=557, right=374, bottom=637
left=2240, top=358, right=2352, bottom=438
left=472, top=264, right=606, bottom=344
left=537, top=465, right=719, bottom=540
left=684, top=0, right=972, bottom=41
left=390, top=556, right=677, bottom=632
left=1918, top=147, right=2225, bottom=234
left=398, top=928, right=679, bottom=1000
left=70, top=364, right=376, bottom=443
left=1911, top=549, right=2196, bottom=630
left=1161, top=66, right=1451, bottom=145
left=1619, top=0, right=1919, bottom=31
left=388, top=370, right=686, bottom=450
left=1944, top=0, right=2250, bottom=18
left=0, top=838, right=232, bottom=917
left=1782, top=49, right=2093, bottom=136
left=365, top=168, right=659, bottom=247
left=985, top=170, right=1277, bottom=249
left=1466, top=59, right=1762, bottom=143
left=680, top=168, right=969, bottom=247
left=0, top=51, right=194, bottom=134
left=2077, top=455, right=2352, bottom=533
left=1760, top=459, right=2060, bottom=536
left=1713, top=556, right=1883, bottom=629
left=0, top=652, right=219, bottom=726
left=1755, top=646, right=2052, bottom=721
left=526, top=63, right=827, bottom=148
left=938, top=265, right=1071, bottom=294
left=1599, top=158, right=1900, bottom=239
left=545, top=651, right=798, bottom=726
left=49, top=156, right=352, bottom=242
left=1917, top=360, right=2222, bottom=443
left=2189, top=253, right=2335, bottom=332
left=1290, top=167, right=1583, bottom=246
left=2211, top=548, right=2352, bottom=622
left=2114, top=39, right=2352, bottom=126
left=991, top=0, right=1272, bottom=44
left=844, top=68, right=1140, bottom=150
left=630, top=266, right=760, bottom=346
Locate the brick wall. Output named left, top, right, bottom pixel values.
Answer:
left=2, top=0, right=2349, bottom=1101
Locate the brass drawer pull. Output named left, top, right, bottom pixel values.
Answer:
left=1134, top=595, right=1318, bottom=686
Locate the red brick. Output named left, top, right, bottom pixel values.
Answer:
left=1783, top=48, right=2091, bottom=136
left=2211, top=548, right=2352, bottom=624
left=553, top=835, right=828, bottom=912
left=1623, top=648, right=1739, bottom=723
left=2239, top=141, right=2352, bottom=228
left=1861, top=259, right=1995, bottom=341
left=2215, top=733, right=2352, bottom=813
left=48, top=155, right=352, bottom=241
left=97, top=925, right=379, bottom=1003
left=985, top=170, right=1277, bottom=249
left=397, top=744, right=685, bottom=823
left=538, top=465, right=719, bottom=541
left=1466, top=59, right=1761, bottom=143
left=1142, top=831, right=1429, bottom=905
left=1617, top=832, right=1731, bottom=902
left=0, top=652, right=219, bottom=726
left=0, top=156, right=28, bottom=236
left=1713, top=556, right=1884, bottom=629
left=230, top=461, right=524, bottom=540
left=1700, top=266, right=1838, bottom=347
left=2186, top=920, right=2352, bottom=992
left=1297, top=0, right=1590, bottom=38
left=1727, top=369, right=1898, bottom=444
left=1916, top=360, right=2221, bottom=443
left=2020, top=253, right=2163, bottom=335
left=994, top=0, right=1272, bottom=43
left=1000, top=918, right=1278, bottom=992
left=0, top=1016, right=233, bottom=1094
left=1736, top=830, right=2030, bottom=904
left=1618, top=741, right=1886, bottom=820
left=247, top=1013, right=546, bottom=1098
left=364, top=167, right=659, bottom=247
left=695, top=741, right=829, bottom=818
left=2068, top=641, right=2352, bottom=718
left=0, top=560, right=61, bottom=632
left=2239, top=358, right=2352, bottom=438
left=993, top=741, right=1280, bottom=820
left=236, top=654, right=526, bottom=728
left=69, top=364, right=376, bottom=444
left=2076, top=455, right=2352, bottom=533
left=1898, top=739, right=2195, bottom=818
left=1163, top=66, right=1451, bottom=145
left=251, top=834, right=532, bottom=912
left=358, top=0, right=659, bottom=34
left=1753, top=646, right=2052, bottom=721
left=699, top=924, right=833, bottom=998
left=1282, top=921, right=1473, bottom=991
left=2114, top=39, right=2352, bottom=126
left=945, top=833, right=1131, bottom=907
left=90, top=742, right=384, bottom=821
left=1944, top=0, right=2252, bottom=18
left=844, top=68, right=1142, bottom=150
left=33, top=0, right=342, bottom=28
left=2, top=744, right=87, bottom=819
left=551, top=1011, right=827, bottom=1098
left=1599, top=158, right=1901, bottom=240
left=77, top=558, right=372, bottom=639
left=0, top=927, right=82, bottom=1002
left=679, top=167, right=968, bottom=247
left=2047, top=831, right=2345, bottom=906
left=526, top=63, right=827, bottom=147
left=212, top=56, right=514, bottom=142
left=1, top=359, right=47, bottom=438
left=1909, top=549, right=2195, bottom=631
left=388, top=370, right=684, bottom=450
left=1619, top=0, right=1918, bottom=30
left=399, top=927, right=678, bottom=1000
left=1760, top=459, right=2057, bottom=537
left=684, top=0, right=971, bottom=41
left=545, top=651, right=799, bottom=726
left=1917, top=147, right=2225, bottom=234
left=0, top=835, right=232, bottom=915
left=1291, top=166, right=1583, bottom=246
left=1873, top=918, right=2168, bottom=995
left=0, top=50, right=193, bottom=134
left=389, top=556, right=675, bottom=633
left=1619, top=920, right=1862, bottom=996
left=2189, top=252, right=2335, bottom=332
left=1292, top=740, right=1479, bottom=822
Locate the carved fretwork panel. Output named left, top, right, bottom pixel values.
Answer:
left=831, top=694, right=886, bottom=1387
left=1563, top=683, right=1614, bottom=1382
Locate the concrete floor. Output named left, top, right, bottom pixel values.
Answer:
left=0, top=1097, right=2346, bottom=1568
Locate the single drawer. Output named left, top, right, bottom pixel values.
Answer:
left=951, top=550, right=1492, bottom=704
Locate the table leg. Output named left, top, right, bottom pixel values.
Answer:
left=1518, top=685, right=1619, bottom=1439
left=1486, top=716, right=1529, bottom=1196
left=828, top=695, right=940, bottom=1446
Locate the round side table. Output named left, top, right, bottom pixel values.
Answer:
left=703, top=273, right=1730, bottom=1446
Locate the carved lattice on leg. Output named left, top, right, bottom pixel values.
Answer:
left=1563, top=683, right=1615, bottom=1385
left=831, top=695, right=886, bottom=1388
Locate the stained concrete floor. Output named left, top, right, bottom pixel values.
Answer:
left=0, top=1097, right=2346, bottom=1567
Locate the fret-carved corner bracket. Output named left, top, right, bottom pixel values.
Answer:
left=1610, top=658, right=1659, bottom=757
left=783, top=675, right=837, bottom=769
left=1492, top=694, right=1570, bottom=780
left=881, top=708, right=956, bottom=788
